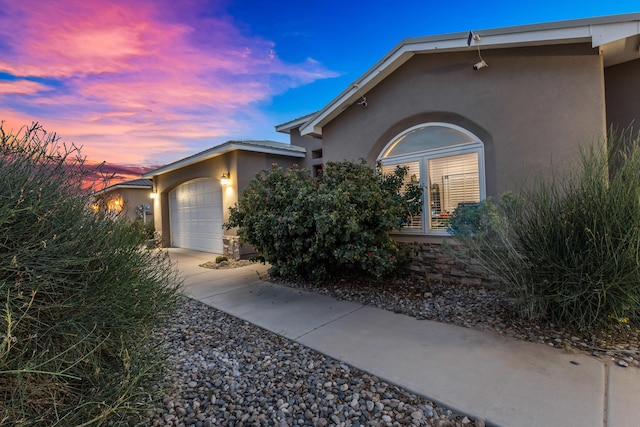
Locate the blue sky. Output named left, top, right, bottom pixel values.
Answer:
left=0, top=0, right=638, bottom=181
left=258, top=0, right=640, bottom=122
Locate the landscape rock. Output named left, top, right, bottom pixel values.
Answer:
left=144, top=297, right=477, bottom=426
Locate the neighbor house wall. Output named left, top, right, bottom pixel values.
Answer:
left=605, top=58, right=640, bottom=132
left=117, top=188, right=153, bottom=222
left=322, top=43, right=606, bottom=201
left=99, top=187, right=152, bottom=221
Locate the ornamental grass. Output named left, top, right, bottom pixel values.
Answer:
left=0, top=123, right=181, bottom=426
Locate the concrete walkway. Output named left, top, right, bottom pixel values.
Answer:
left=168, top=248, right=640, bottom=427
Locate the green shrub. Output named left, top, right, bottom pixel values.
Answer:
left=215, top=255, right=229, bottom=263
left=225, top=160, right=423, bottom=282
left=0, top=123, right=181, bottom=425
left=448, top=202, right=482, bottom=235
left=451, top=130, right=640, bottom=330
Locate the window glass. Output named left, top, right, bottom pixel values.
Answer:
left=379, top=123, right=484, bottom=234
left=428, top=153, right=479, bottom=230
left=381, top=161, right=422, bottom=230
left=383, top=125, right=475, bottom=158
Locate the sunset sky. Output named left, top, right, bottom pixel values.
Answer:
left=1, top=0, right=638, bottom=182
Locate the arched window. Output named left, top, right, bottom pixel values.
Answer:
left=378, top=123, right=485, bottom=234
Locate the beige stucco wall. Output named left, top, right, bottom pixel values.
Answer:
left=99, top=187, right=153, bottom=221
left=321, top=43, right=607, bottom=198
left=152, top=154, right=230, bottom=248
left=119, top=188, right=153, bottom=221
left=151, top=150, right=301, bottom=253
left=289, top=128, right=323, bottom=176
left=605, top=58, right=640, bottom=132
left=231, top=150, right=302, bottom=194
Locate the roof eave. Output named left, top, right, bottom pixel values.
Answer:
left=300, top=13, right=640, bottom=137
left=143, top=142, right=306, bottom=178
left=92, top=184, right=152, bottom=196
left=275, top=112, right=318, bottom=134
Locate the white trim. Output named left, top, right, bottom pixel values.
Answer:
left=275, top=112, right=318, bottom=134
left=143, top=140, right=306, bottom=178
left=590, top=21, right=640, bottom=47
left=378, top=122, right=482, bottom=160
left=378, top=123, right=486, bottom=236
left=379, top=143, right=484, bottom=166
left=300, top=13, right=640, bottom=137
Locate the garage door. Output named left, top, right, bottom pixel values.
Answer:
left=169, top=178, right=224, bottom=253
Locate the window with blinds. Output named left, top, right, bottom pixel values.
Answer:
left=381, top=161, right=422, bottom=231
left=428, top=152, right=480, bottom=230
left=378, top=123, right=484, bottom=234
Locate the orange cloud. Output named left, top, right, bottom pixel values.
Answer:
left=0, top=0, right=338, bottom=169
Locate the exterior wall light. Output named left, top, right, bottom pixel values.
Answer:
left=221, top=173, right=231, bottom=186
left=150, top=192, right=158, bottom=199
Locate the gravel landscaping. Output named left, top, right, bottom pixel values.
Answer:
left=146, top=297, right=484, bottom=427
left=144, top=262, right=638, bottom=426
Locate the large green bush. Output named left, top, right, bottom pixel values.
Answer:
left=226, top=160, right=422, bottom=281
left=451, top=131, right=640, bottom=330
left=0, top=124, right=181, bottom=425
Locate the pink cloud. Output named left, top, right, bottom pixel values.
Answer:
left=0, top=1, right=164, bottom=78
left=82, top=161, right=159, bottom=190
left=0, top=80, right=47, bottom=95
left=0, top=0, right=338, bottom=168
left=0, top=108, right=192, bottom=165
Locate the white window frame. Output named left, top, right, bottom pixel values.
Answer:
left=378, top=123, right=486, bottom=235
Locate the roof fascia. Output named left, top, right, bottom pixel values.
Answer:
left=92, top=184, right=151, bottom=196
left=143, top=142, right=306, bottom=178
left=275, top=112, right=317, bottom=134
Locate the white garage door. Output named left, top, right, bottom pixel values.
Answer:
left=169, top=178, right=224, bottom=253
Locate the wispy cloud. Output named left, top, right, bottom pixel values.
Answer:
left=0, top=80, right=48, bottom=95
left=0, top=0, right=337, bottom=175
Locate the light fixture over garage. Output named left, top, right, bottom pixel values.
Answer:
left=221, top=172, right=231, bottom=186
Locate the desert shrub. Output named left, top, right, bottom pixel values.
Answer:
left=0, top=123, right=181, bottom=425
left=215, top=255, right=229, bottom=263
left=451, top=130, right=640, bottom=330
left=141, top=218, right=156, bottom=239
left=225, top=160, right=422, bottom=282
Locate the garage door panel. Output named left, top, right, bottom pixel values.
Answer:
left=169, top=178, right=223, bottom=253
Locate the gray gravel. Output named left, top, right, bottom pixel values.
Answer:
left=144, top=297, right=483, bottom=427
left=139, top=265, right=638, bottom=426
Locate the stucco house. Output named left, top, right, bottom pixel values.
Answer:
left=142, top=140, right=304, bottom=257
left=145, top=13, right=640, bottom=280
left=274, top=12, right=640, bottom=282
left=92, top=178, right=153, bottom=222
